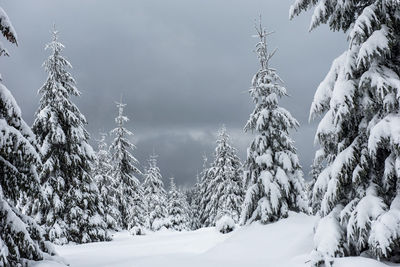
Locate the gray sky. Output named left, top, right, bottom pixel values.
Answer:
left=0, top=0, right=346, bottom=186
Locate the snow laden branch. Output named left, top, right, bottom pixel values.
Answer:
left=290, top=0, right=400, bottom=265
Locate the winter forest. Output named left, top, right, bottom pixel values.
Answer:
left=1, top=1, right=400, bottom=267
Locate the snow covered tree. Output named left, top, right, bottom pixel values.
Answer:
left=290, top=1, right=400, bottom=265
left=240, top=20, right=308, bottom=226
left=186, top=173, right=202, bottom=230
left=109, top=101, right=145, bottom=231
left=93, top=133, right=119, bottom=230
left=33, top=28, right=110, bottom=245
left=0, top=7, right=55, bottom=266
left=167, top=177, right=189, bottom=231
left=142, top=154, right=168, bottom=231
left=198, top=155, right=213, bottom=227
left=203, top=126, right=244, bottom=225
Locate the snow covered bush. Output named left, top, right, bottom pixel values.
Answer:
left=0, top=6, right=55, bottom=265
left=240, top=19, right=308, bottom=226
left=130, top=226, right=145, bottom=236
left=290, top=0, right=400, bottom=264
left=216, top=215, right=235, bottom=234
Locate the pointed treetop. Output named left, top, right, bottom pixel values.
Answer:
left=253, top=15, right=276, bottom=70
left=96, top=132, right=108, bottom=150
left=149, top=151, right=159, bottom=168
left=202, top=153, right=208, bottom=166
left=169, top=177, right=176, bottom=191
left=52, top=23, right=58, bottom=42
left=114, top=98, right=129, bottom=127
left=217, top=124, right=229, bottom=142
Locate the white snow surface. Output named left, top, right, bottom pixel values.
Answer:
left=33, top=213, right=396, bottom=267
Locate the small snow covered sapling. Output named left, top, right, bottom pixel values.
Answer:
left=202, top=126, right=244, bottom=226
left=94, top=133, right=120, bottom=231
left=167, top=177, right=190, bottom=231
left=142, top=154, right=169, bottom=231
left=216, top=215, right=236, bottom=234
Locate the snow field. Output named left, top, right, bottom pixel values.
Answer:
left=34, top=213, right=398, bottom=267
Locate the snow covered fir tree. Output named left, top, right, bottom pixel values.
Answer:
left=142, top=153, right=169, bottom=231
left=198, top=155, right=214, bottom=226
left=0, top=7, right=55, bottom=266
left=109, top=101, right=145, bottom=232
left=167, top=177, right=189, bottom=231
left=290, top=0, right=400, bottom=265
left=32, top=28, right=110, bottom=245
left=202, top=126, right=244, bottom=225
left=240, top=20, right=308, bottom=226
left=185, top=173, right=202, bottom=230
left=93, top=133, right=119, bottom=230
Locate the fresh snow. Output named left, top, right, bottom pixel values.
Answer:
left=32, top=213, right=396, bottom=267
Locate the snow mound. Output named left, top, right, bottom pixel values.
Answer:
left=215, top=215, right=235, bottom=234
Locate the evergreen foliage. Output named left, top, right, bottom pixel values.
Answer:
left=142, top=154, right=168, bottom=231
left=94, top=133, right=119, bottom=230
left=109, top=101, right=145, bottom=230
left=290, top=1, right=400, bottom=264
left=0, top=7, right=55, bottom=266
left=203, top=126, right=244, bottom=226
left=167, top=177, right=189, bottom=231
left=33, top=28, right=110, bottom=244
left=240, top=20, right=308, bottom=226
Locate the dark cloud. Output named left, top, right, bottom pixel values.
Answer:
left=0, top=0, right=346, bottom=185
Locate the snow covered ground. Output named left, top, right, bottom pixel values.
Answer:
left=33, top=213, right=398, bottom=267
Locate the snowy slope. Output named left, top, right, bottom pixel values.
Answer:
left=33, top=213, right=397, bottom=267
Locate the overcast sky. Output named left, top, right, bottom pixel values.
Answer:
left=1, top=1, right=346, bottom=186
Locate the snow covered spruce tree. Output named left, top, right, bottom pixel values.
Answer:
left=187, top=173, right=202, bottom=230
left=203, top=126, right=244, bottom=225
left=94, top=133, right=119, bottom=230
left=33, top=28, right=110, bottom=244
left=109, top=101, right=145, bottom=232
left=142, top=154, right=168, bottom=231
left=198, top=155, right=213, bottom=226
left=290, top=1, right=400, bottom=264
left=240, top=21, right=308, bottom=225
left=0, top=7, right=55, bottom=266
left=167, top=177, right=189, bottom=231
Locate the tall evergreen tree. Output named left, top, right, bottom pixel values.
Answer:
left=0, top=7, right=55, bottom=266
left=109, top=101, right=145, bottom=230
left=94, top=133, right=119, bottom=230
left=240, top=20, right=308, bottom=226
left=204, top=126, right=244, bottom=225
left=167, top=177, right=189, bottom=231
left=33, top=28, right=110, bottom=244
left=142, top=154, right=168, bottom=231
left=290, top=1, right=400, bottom=265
